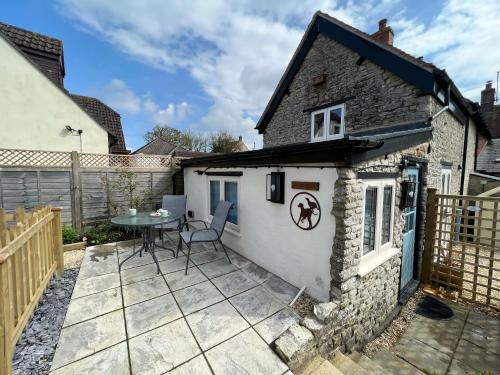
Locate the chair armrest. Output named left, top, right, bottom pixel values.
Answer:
left=185, top=220, right=209, bottom=229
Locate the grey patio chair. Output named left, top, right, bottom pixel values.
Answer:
left=177, top=200, right=232, bottom=275
left=156, top=195, right=187, bottom=248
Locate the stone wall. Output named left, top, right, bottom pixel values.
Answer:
left=263, top=34, right=430, bottom=147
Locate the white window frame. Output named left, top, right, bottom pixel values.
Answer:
left=359, top=179, right=398, bottom=276
left=207, top=177, right=240, bottom=232
left=310, top=104, right=345, bottom=142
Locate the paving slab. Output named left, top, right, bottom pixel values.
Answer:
left=120, top=262, right=162, bottom=285
left=122, top=275, right=170, bottom=306
left=190, top=249, right=225, bottom=265
left=63, top=287, right=122, bottom=327
left=205, top=329, right=288, bottom=375
left=453, top=336, right=500, bottom=374
left=174, top=280, right=224, bottom=315
left=394, top=335, right=451, bottom=374
left=164, top=267, right=208, bottom=291
left=51, top=310, right=126, bottom=370
left=263, top=274, right=300, bottom=304
left=78, top=254, right=119, bottom=279
left=371, top=350, right=424, bottom=375
left=125, top=293, right=182, bottom=337
left=161, top=256, right=195, bottom=274
left=49, top=342, right=129, bottom=375
left=230, top=285, right=284, bottom=325
left=241, top=262, right=273, bottom=284
left=72, top=272, right=120, bottom=299
left=186, top=300, right=249, bottom=350
left=167, top=355, right=212, bottom=375
left=211, top=270, right=258, bottom=298
left=254, top=308, right=300, bottom=344
left=198, top=258, right=238, bottom=278
left=227, top=250, right=252, bottom=269
left=129, top=319, right=201, bottom=375
left=462, top=320, right=500, bottom=355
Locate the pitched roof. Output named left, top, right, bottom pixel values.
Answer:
left=70, top=94, right=127, bottom=153
left=255, top=11, right=472, bottom=134
left=133, top=138, right=178, bottom=155
left=476, top=139, right=500, bottom=175
left=0, top=22, right=62, bottom=57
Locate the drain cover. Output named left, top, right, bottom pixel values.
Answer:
left=415, top=295, right=454, bottom=320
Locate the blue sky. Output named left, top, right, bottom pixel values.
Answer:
left=2, top=1, right=499, bottom=151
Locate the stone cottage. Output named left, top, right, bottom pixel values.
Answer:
left=181, top=11, right=490, bottom=362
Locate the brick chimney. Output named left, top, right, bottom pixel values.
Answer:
left=371, top=19, right=394, bottom=46
left=481, top=81, right=500, bottom=138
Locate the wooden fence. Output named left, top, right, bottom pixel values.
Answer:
left=0, top=206, right=63, bottom=375
left=422, top=188, right=500, bottom=309
left=0, top=148, right=177, bottom=230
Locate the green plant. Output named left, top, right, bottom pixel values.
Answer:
left=101, top=170, right=151, bottom=213
left=83, top=223, right=122, bottom=245
left=62, top=225, right=80, bottom=245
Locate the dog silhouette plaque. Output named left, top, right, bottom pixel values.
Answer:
left=290, top=192, right=321, bottom=230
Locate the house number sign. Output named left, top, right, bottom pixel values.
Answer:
left=290, top=192, right=321, bottom=230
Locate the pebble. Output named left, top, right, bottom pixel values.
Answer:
left=12, top=268, right=79, bottom=375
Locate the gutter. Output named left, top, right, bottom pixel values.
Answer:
left=460, top=115, right=470, bottom=195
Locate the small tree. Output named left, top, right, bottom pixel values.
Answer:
left=101, top=170, right=151, bottom=214
left=210, top=131, right=239, bottom=153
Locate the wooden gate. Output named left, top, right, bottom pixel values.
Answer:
left=422, top=189, right=500, bottom=308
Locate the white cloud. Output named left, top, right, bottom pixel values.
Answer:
left=101, top=79, right=141, bottom=114
left=56, top=0, right=499, bottom=147
left=153, top=102, right=189, bottom=126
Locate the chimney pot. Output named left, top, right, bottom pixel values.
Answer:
left=238, top=136, right=243, bottom=142
left=371, top=18, right=394, bottom=46
left=486, top=80, right=493, bottom=89
left=378, top=19, right=388, bottom=31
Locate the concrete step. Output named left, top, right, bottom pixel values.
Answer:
left=298, top=356, right=343, bottom=375
left=329, top=352, right=370, bottom=375
left=349, top=351, right=390, bottom=375
left=371, top=350, right=425, bottom=375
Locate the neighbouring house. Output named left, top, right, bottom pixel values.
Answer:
left=0, top=22, right=126, bottom=154
left=234, top=136, right=250, bottom=152
left=182, top=12, right=490, bottom=355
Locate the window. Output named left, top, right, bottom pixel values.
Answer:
left=311, top=104, right=345, bottom=142
left=209, top=178, right=239, bottom=226
left=362, top=180, right=395, bottom=256
left=440, top=169, right=451, bottom=195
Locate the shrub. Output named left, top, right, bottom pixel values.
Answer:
left=62, top=225, right=80, bottom=245
left=83, top=223, right=122, bottom=246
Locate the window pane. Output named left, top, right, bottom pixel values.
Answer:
left=313, top=112, right=324, bottom=138
left=329, top=107, right=342, bottom=135
left=363, top=187, right=377, bottom=255
left=210, top=181, right=220, bottom=216
left=381, top=186, right=393, bottom=244
left=224, top=181, right=238, bottom=225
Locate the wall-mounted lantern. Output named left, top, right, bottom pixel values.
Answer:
left=401, top=180, right=417, bottom=208
left=266, top=172, right=285, bottom=204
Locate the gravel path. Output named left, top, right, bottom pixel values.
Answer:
left=12, top=261, right=80, bottom=374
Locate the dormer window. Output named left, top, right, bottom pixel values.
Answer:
left=310, top=104, right=345, bottom=142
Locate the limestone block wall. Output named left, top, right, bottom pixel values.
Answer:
left=263, top=34, right=429, bottom=148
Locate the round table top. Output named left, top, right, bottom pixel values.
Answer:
left=111, top=212, right=180, bottom=227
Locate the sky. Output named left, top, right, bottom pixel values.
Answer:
left=2, top=0, right=500, bottom=151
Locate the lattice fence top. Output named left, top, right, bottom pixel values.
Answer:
left=80, top=153, right=173, bottom=168
left=0, top=148, right=72, bottom=167
left=0, top=148, right=174, bottom=169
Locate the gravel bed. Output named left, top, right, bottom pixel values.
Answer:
left=64, top=249, right=85, bottom=269
left=12, top=267, right=79, bottom=375
left=362, top=289, right=423, bottom=357
left=292, top=292, right=318, bottom=318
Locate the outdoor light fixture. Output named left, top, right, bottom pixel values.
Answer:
left=65, top=125, right=84, bottom=152
left=266, top=172, right=285, bottom=203
left=401, top=180, right=417, bottom=208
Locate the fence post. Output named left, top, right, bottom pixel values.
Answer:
left=422, top=188, right=437, bottom=287
left=0, top=252, right=13, bottom=375
left=70, top=151, right=82, bottom=232
left=51, top=208, right=64, bottom=276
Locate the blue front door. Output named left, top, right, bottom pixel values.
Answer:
left=401, top=168, right=419, bottom=291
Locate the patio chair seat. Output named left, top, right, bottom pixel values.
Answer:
left=180, top=229, right=218, bottom=243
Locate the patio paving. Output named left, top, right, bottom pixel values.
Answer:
left=370, top=300, right=500, bottom=374
left=50, top=238, right=299, bottom=374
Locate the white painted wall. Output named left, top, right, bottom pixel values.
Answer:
left=184, top=166, right=337, bottom=301
left=0, top=36, right=109, bottom=153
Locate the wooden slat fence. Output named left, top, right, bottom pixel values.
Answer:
left=0, top=149, right=177, bottom=230
left=422, top=188, right=500, bottom=309
left=0, top=206, right=63, bottom=375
